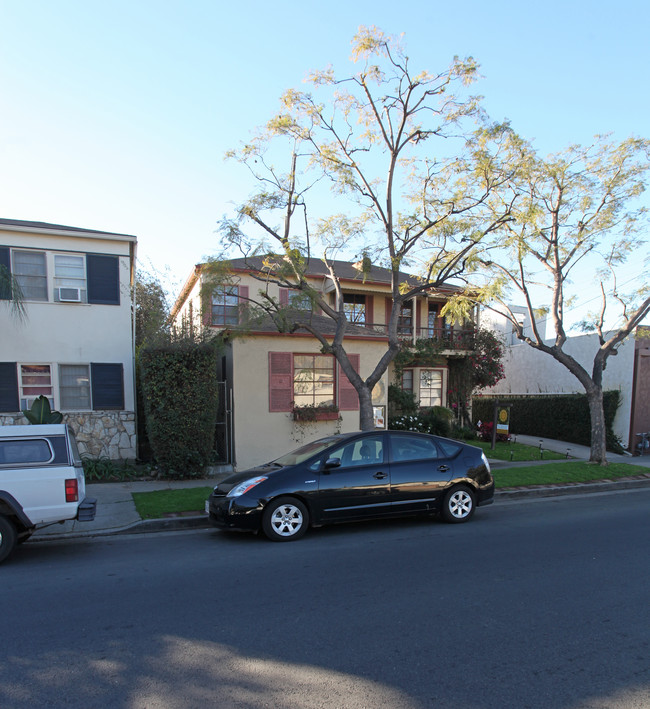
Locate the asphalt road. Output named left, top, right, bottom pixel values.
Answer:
left=1, top=489, right=649, bottom=709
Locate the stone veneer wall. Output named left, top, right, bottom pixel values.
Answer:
left=0, top=411, right=137, bottom=460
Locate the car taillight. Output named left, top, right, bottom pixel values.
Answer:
left=65, top=479, right=79, bottom=503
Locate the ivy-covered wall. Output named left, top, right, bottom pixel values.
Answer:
left=472, top=392, right=622, bottom=450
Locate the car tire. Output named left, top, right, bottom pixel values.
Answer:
left=262, top=497, right=309, bottom=542
left=441, top=486, right=476, bottom=523
left=0, top=515, right=18, bottom=564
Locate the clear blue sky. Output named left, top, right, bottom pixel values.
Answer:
left=1, top=0, right=648, bottom=321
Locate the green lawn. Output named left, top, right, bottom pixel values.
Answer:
left=132, top=486, right=213, bottom=519
left=129, top=461, right=649, bottom=519
left=494, top=462, right=648, bottom=488
left=472, top=439, right=565, bottom=461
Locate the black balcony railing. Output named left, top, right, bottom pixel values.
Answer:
left=365, top=323, right=476, bottom=350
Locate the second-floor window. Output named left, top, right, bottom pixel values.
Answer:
left=13, top=251, right=47, bottom=301
left=285, top=289, right=312, bottom=310
left=344, top=294, right=366, bottom=324
left=211, top=286, right=240, bottom=326
left=1, top=247, right=119, bottom=305
left=54, top=254, right=87, bottom=302
left=398, top=303, right=413, bottom=335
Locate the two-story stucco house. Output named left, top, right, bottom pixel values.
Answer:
left=170, top=257, right=477, bottom=470
left=0, top=219, right=137, bottom=459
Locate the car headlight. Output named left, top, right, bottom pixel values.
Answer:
left=481, top=452, right=491, bottom=473
left=227, top=476, right=268, bottom=498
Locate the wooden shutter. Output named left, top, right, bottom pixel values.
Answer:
left=385, top=297, right=392, bottom=327
left=268, top=352, right=293, bottom=412
left=0, top=362, right=19, bottom=412
left=87, top=254, right=120, bottom=305
left=238, top=285, right=249, bottom=324
left=0, top=247, right=11, bottom=300
left=338, top=354, right=360, bottom=411
left=365, top=295, right=373, bottom=326
left=416, top=298, right=422, bottom=337
left=279, top=288, right=289, bottom=306
left=91, top=363, right=124, bottom=410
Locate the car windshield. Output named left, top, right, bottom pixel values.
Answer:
left=273, top=439, right=337, bottom=467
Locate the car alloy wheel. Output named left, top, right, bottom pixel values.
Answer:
left=442, top=486, right=476, bottom=523
left=262, top=497, right=309, bottom=542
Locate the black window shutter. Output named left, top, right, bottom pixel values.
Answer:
left=87, top=254, right=120, bottom=305
left=91, top=363, right=124, bottom=410
left=0, top=362, right=19, bottom=412
left=0, top=247, right=11, bottom=300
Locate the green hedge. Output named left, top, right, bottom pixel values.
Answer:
left=471, top=392, right=622, bottom=450
left=140, top=342, right=221, bottom=477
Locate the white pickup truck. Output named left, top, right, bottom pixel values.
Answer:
left=0, top=424, right=97, bottom=563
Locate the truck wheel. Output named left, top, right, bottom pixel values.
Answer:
left=0, top=515, right=17, bottom=563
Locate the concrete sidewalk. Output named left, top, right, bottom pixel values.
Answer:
left=30, top=437, right=650, bottom=542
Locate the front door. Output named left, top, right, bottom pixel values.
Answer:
left=316, top=434, right=391, bottom=521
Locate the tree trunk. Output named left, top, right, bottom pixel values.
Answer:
left=586, top=386, right=607, bottom=465
left=358, top=386, right=375, bottom=431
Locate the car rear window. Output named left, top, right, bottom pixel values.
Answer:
left=390, top=434, right=439, bottom=462
left=437, top=440, right=462, bottom=457
left=0, top=438, right=53, bottom=466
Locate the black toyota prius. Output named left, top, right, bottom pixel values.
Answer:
left=206, top=430, right=494, bottom=541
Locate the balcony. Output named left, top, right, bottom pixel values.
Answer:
left=365, top=323, right=476, bottom=351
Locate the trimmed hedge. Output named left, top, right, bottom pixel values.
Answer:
left=140, top=342, right=220, bottom=477
left=471, top=392, right=622, bottom=450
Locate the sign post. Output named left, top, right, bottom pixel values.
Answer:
left=492, top=402, right=511, bottom=449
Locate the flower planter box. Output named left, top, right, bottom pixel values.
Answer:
left=292, top=410, right=340, bottom=422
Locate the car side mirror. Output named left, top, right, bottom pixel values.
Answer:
left=324, top=457, right=341, bottom=470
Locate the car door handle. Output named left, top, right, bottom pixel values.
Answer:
left=373, top=471, right=388, bottom=480
left=438, top=465, right=450, bottom=472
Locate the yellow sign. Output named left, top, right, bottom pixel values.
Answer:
left=496, top=406, right=510, bottom=434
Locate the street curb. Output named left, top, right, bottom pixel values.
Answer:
left=29, top=476, right=650, bottom=542
left=495, top=476, right=650, bottom=500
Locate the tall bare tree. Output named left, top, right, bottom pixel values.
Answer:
left=214, top=27, right=518, bottom=430
left=453, top=134, right=650, bottom=463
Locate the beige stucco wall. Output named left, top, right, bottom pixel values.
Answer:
left=230, top=334, right=389, bottom=470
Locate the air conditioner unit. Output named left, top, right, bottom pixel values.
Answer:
left=58, top=287, right=82, bottom=302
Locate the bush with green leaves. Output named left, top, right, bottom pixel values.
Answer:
left=471, top=392, right=623, bottom=452
left=82, top=456, right=148, bottom=482
left=389, top=406, right=454, bottom=437
left=387, top=384, right=419, bottom=418
left=140, top=341, right=221, bottom=477
left=22, top=395, right=63, bottom=424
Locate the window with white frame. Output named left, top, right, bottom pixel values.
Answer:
left=293, top=354, right=335, bottom=407
left=402, top=369, right=413, bottom=391
left=211, top=286, right=240, bottom=325
left=419, top=369, right=442, bottom=407
left=20, top=364, right=53, bottom=409
left=54, top=253, right=87, bottom=302
left=59, top=364, right=91, bottom=409
left=12, top=251, right=47, bottom=301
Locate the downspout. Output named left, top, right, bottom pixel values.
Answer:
left=130, top=239, right=138, bottom=460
